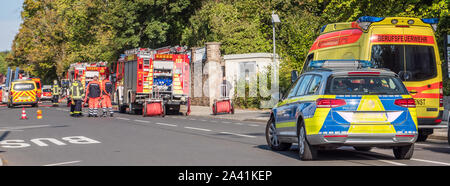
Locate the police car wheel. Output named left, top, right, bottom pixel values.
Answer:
left=265, top=118, right=291, bottom=151
left=298, top=120, right=317, bottom=161
left=393, top=144, right=414, bottom=160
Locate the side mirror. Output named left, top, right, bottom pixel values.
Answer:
left=291, top=70, right=299, bottom=83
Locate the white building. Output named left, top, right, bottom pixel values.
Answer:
left=223, top=53, right=279, bottom=99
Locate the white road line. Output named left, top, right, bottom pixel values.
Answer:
left=0, top=125, right=51, bottom=130
left=234, top=123, right=243, bottom=125
left=134, top=120, right=150, bottom=123
left=0, top=129, right=23, bottom=132
left=248, top=124, right=259, bottom=127
left=155, top=122, right=177, bottom=127
left=219, top=132, right=256, bottom=138
left=200, top=120, right=207, bottom=122
left=43, top=160, right=82, bottom=166
left=222, top=121, right=231, bottom=123
left=116, top=117, right=130, bottom=121
left=355, top=154, right=406, bottom=166
left=184, top=127, right=212, bottom=132
left=411, top=158, right=450, bottom=166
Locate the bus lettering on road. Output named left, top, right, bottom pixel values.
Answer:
left=0, top=136, right=101, bottom=148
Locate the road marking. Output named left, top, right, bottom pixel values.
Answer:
left=116, top=117, right=130, bottom=121
left=184, top=127, right=212, bottom=132
left=248, top=124, right=259, bottom=127
left=355, top=154, right=406, bottom=166
left=222, top=121, right=231, bottom=124
left=0, top=125, right=51, bottom=130
left=0, top=129, right=23, bottom=132
left=219, top=132, right=256, bottom=138
left=210, top=120, right=218, bottom=123
left=411, top=158, right=450, bottom=166
left=43, top=160, right=82, bottom=166
left=234, top=123, right=243, bottom=125
left=155, top=122, right=177, bottom=127
left=134, top=120, right=150, bottom=123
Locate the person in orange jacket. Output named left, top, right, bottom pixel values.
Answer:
left=100, top=75, right=114, bottom=117
left=84, top=76, right=102, bottom=117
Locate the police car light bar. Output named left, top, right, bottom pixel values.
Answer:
left=357, top=16, right=384, bottom=30
left=308, top=60, right=372, bottom=70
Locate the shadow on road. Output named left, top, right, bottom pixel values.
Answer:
left=0, top=131, right=10, bottom=141
left=256, top=144, right=398, bottom=162
left=421, top=147, right=450, bottom=154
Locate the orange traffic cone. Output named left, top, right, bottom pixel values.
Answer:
left=20, top=107, right=28, bottom=120
left=37, top=109, right=43, bottom=119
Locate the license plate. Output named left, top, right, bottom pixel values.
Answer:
left=20, top=96, right=30, bottom=100
left=352, top=112, right=387, bottom=122
left=415, top=99, right=425, bottom=106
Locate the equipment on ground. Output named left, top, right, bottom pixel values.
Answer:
left=20, top=107, right=28, bottom=120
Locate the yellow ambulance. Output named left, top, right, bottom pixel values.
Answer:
left=304, top=17, right=442, bottom=141
left=8, top=80, right=39, bottom=108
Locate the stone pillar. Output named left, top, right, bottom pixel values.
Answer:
left=205, top=42, right=222, bottom=106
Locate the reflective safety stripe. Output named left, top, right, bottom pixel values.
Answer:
left=276, top=122, right=296, bottom=128
left=70, top=83, right=84, bottom=99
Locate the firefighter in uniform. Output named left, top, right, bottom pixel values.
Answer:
left=84, top=76, right=102, bottom=117
left=52, top=80, right=61, bottom=107
left=101, top=75, right=114, bottom=117
left=69, top=77, right=85, bottom=117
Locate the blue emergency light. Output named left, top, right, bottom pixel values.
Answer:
left=308, top=60, right=373, bottom=70
left=357, top=16, right=384, bottom=23
left=421, top=18, right=439, bottom=24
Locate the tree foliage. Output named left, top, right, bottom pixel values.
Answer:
left=7, top=0, right=449, bottom=91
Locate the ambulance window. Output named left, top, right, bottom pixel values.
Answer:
left=13, top=83, right=35, bottom=91
left=302, top=54, right=314, bottom=72
left=371, top=45, right=436, bottom=81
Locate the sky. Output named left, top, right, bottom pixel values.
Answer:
left=0, top=0, right=24, bottom=52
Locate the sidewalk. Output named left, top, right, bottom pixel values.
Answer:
left=189, top=105, right=270, bottom=123
left=190, top=105, right=448, bottom=140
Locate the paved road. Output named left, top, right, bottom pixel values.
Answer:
left=0, top=103, right=449, bottom=166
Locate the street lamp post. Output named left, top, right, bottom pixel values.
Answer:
left=271, top=11, right=280, bottom=99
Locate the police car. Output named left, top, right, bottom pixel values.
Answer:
left=266, top=68, right=418, bottom=160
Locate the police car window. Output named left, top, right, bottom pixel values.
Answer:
left=306, top=75, right=322, bottom=95
left=295, top=75, right=313, bottom=97
left=326, top=76, right=408, bottom=95
left=287, top=76, right=304, bottom=98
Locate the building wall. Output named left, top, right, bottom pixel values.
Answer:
left=223, top=53, right=278, bottom=99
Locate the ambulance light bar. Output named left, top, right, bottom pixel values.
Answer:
left=357, top=16, right=384, bottom=30
left=421, top=18, right=439, bottom=31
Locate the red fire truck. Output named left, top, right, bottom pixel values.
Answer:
left=67, top=62, right=109, bottom=87
left=112, top=47, right=191, bottom=116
